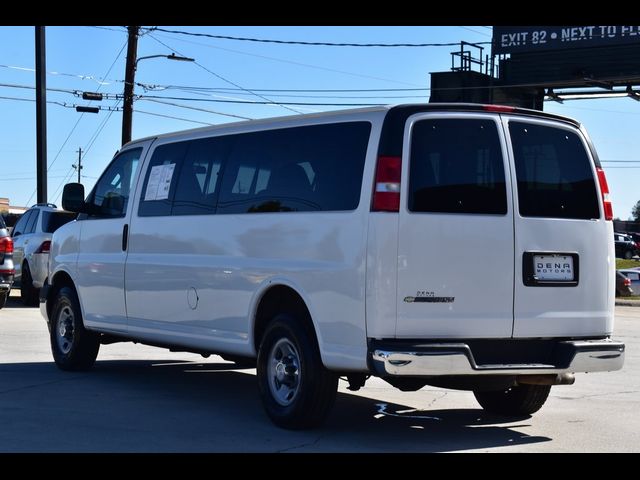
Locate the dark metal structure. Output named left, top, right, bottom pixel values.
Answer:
left=122, top=26, right=139, bottom=146
left=430, top=26, right=640, bottom=109
left=35, top=26, right=47, bottom=203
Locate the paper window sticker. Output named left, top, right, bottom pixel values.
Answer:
left=156, top=163, right=176, bottom=200
left=144, top=165, right=164, bottom=201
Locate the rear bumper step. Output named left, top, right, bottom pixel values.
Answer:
left=370, top=339, right=625, bottom=377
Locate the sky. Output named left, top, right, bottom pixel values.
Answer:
left=0, top=25, right=638, bottom=219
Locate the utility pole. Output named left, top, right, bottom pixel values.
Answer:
left=72, top=148, right=83, bottom=183
left=35, top=26, right=47, bottom=203
left=122, top=26, right=139, bottom=146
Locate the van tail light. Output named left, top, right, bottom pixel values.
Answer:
left=623, top=277, right=631, bottom=287
left=35, top=240, right=51, bottom=254
left=372, top=156, right=401, bottom=212
left=596, top=167, right=613, bottom=221
left=0, top=236, right=13, bottom=255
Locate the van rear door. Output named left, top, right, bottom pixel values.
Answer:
left=505, top=116, right=613, bottom=337
left=395, top=112, right=515, bottom=338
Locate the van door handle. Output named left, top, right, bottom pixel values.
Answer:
left=122, top=224, right=129, bottom=251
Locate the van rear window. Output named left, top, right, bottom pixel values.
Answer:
left=408, top=119, right=507, bottom=215
left=509, top=122, right=599, bottom=220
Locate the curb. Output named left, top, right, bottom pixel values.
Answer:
left=615, top=300, right=640, bottom=307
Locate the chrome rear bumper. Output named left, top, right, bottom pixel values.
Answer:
left=371, top=339, right=625, bottom=377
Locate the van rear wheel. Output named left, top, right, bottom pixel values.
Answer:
left=473, top=384, right=551, bottom=416
left=257, top=314, right=338, bottom=429
left=50, top=286, right=100, bottom=371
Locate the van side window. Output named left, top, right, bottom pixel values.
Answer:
left=84, top=148, right=142, bottom=218
left=172, top=137, right=229, bottom=216
left=509, top=122, right=599, bottom=220
left=138, top=142, right=189, bottom=217
left=217, top=122, right=371, bottom=214
left=409, top=119, right=507, bottom=215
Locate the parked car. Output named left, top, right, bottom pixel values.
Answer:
left=626, top=232, right=640, bottom=250
left=42, top=103, right=624, bottom=429
left=614, top=232, right=639, bottom=259
left=618, top=269, right=640, bottom=296
left=12, top=204, right=75, bottom=306
left=0, top=215, right=14, bottom=309
left=616, top=270, right=634, bottom=297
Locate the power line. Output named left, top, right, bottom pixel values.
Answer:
left=151, top=31, right=426, bottom=88
left=87, top=26, right=128, bottom=34
left=143, top=27, right=491, bottom=48
left=136, top=109, right=215, bottom=126
left=458, top=26, right=492, bottom=37
left=169, top=87, right=427, bottom=100
left=42, top=40, right=127, bottom=206
left=137, top=93, right=379, bottom=107
left=0, top=63, right=115, bottom=86
left=50, top=102, right=121, bottom=205
left=0, top=175, right=69, bottom=182
left=140, top=98, right=252, bottom=120
left=150, top=85, right=430, bottom=93
left=0, top=82, right=78, bottom=95
left=0, top=94, right=97, bottom=109
left=147, top=33, right=302, bottom=115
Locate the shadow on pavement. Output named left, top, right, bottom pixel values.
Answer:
left=3, top=293, right=35, bottom=310
left=0, top=359, right=551, bottom=452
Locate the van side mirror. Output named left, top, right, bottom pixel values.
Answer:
left=62, top=183, right=87, bottom=213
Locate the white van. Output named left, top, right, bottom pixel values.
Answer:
left=41, top=104, right=624, bottom=429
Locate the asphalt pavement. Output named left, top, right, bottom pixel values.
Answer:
left=1, top=291, right=638, bottom=452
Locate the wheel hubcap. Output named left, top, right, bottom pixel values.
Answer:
left=267, top=338, right=301, bottom=406
left=56, top=306, right=75, bottom=355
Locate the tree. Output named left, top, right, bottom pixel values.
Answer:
left=633, top=200, right=640, bottom=222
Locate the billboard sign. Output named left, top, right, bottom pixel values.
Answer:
left=493, top=26, right=640, bottom=54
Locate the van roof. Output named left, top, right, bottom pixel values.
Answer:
left=126, top=103, right=581, bottom=148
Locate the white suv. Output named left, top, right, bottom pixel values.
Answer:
left=42, top=104, right=624, bottom=429
left=12, top=204, right=75, bottom=306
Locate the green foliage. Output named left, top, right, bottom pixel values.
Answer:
left=616, top=259, right=640, bottom=269
left=632, top=200, right=640, bottom=221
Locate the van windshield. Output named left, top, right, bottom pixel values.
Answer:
left=509, top=121, right=599, bottom=220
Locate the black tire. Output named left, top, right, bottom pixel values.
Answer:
left=0, top=291, right=7, bottom=309
left=20, top=263, right=39, bottom=307
left=257, top=314, right=338, bottom=429
left=624, top=250, right=633, bottom=260
left=474, top=384, right=551, bottom=416
left=50, top=286, right=100, bottom=371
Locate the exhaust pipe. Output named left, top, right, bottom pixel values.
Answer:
left=517, top=373, right=575, bottom=386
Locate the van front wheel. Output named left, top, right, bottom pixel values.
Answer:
left=50, top=286, right=100, bottom=371
left=474, top=384, right=551, bottom=416
left=257, top=314, right=338, bottom=429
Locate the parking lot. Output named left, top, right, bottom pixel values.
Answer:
left=0, top=292, right=638, bottom=452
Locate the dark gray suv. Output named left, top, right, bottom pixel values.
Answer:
left=0, top=215, right=14, bottom=309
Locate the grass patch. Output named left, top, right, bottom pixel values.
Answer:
left=616, top=259, right=640, bottom=270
